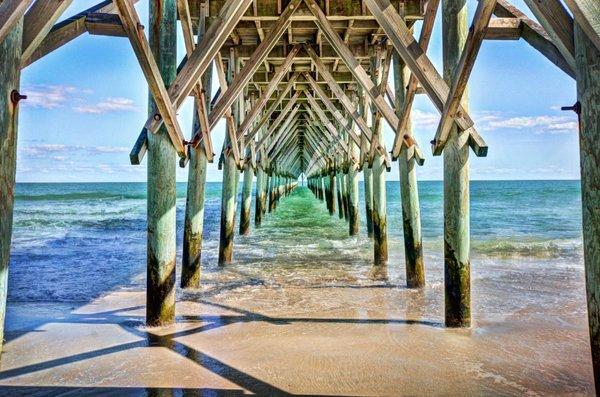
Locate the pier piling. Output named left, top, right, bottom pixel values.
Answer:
left=146, top=0, right=177, bottom=326
left=575, top=19, right=600, bottom=392
left=0, top=9, right=22, bottom=352
left=393, top=52, right=425, bottom=288
left=443, top=0, right=471, bottom=328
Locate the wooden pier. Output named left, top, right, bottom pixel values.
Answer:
left=0, top=0, right=599, bottom=391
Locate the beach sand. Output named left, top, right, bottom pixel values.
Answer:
left=0, top=256, right=594, bottom=396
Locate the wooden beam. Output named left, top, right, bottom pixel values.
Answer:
left=494, top=0, right=575, bottom=78
left=0, top=0, right=32, bottom=45
left=115, top=0, right=186, bottom=157
left=235, top=45, right=300, bottom=142
left=522, top=0, right=575, bottom=69
left=304, top=91, right=349, bottom=153
left=564, top=0, right=600, bottom=53
left=178, top=0, right=213, bottom=161
left=22, top=0, right=120, bottom=67
left=85, top=13, right=126, bottom=37
left=390, top=0, right=439, bottom=158
left=208, top=0, right=301, bottom=130
left=303, top=72, right=360, bottom=146
left=21, top=0, right=73, bottom=62
left=485, top=17, right=521, bottom=40
left=362, top=0, right=481, bottom=147
left=257, top=91, right=301, bottom=149
left=245, top=73, right=300, bottom=144
left=431, top=0, right=496, bottom=155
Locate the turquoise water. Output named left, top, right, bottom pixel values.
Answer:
left=8, top=180, right=582, bottom=303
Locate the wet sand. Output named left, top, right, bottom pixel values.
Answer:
left=0, top=187, right=594, bottom=395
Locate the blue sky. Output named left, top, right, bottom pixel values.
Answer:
left=16, top=0, right=579, bottom=182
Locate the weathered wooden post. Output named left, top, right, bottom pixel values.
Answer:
left=182, top=10, right=212, bottom=289
left=393, top=52, right=425, bottom=288
left=269, top=172, right=277, bottom=212
left=574, top=21, right=600, bottom=392
left=0, top=8, right=22, bottom=352
left=371, top=46, right=388, bottom=266
left=218, top=49, right=239, bottom=265
left=336, top=167, right=344, bottom=219
left=255, top=161, right=265, bottom=226
left=240, top=150, right=253, bottom=235
left=443, top=0, right=471, bottom=327
left=329, top=166, right=337, bottom=216
left=146, top=0, right=177, bottom=325
left=361, top=94, right=374, bottom=237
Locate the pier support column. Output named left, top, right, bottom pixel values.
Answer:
left=0, top=12, right=22, bottom=351
left=218, top=51, right=239, bottom=266
left=240, top=154, right=253, bottom=235
left=361, top=94, right=374, bottom=238
left=348, top=158, right=360, bottom=236
left=337, top=168, right=344, bottom=219
left=575, top=22, right=600, bottom=392
left=443, top=0, right=471, bottom=328
left=269, top=173, right=277, bottom=212
left=182, top=14, right=212, bottom=289
left=393, top=52, right=425, bottom=288
left=182, top=109, right=209, bottom=288
left=329, top=169, right=337, bottom=216
left=147, top=0, right=177, bottom=325
left=371, top=47, right=388, bottom=266
left=372, top=136, right=388, bottom=266
left=255, top=165, right=265, bottom=226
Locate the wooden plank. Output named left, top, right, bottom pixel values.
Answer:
left=485, top=17, right=521, bottom=40
left=22, top=0, right=120, bottom=67
left=21, top=0, right=73, bottom=61
left=522, top=0, right=575, bottom=69
left=257, top=93, right=300, bottom=149
left=303, top=72, right=360, bottom=145
left=85, top=13, right=126, bottom=37
left=114, top=0, right=186, bottom=157
left=391, top=0, right=439, bottom=158
left=235, top=45, right=300, bottom=142
left=304, top=92, right=349, bottom=153
left=209, top=0, right=301, bottom=130
left=564, top=0, right=600, bottom=53
left=494, top=0, right=575, bottom=78
left=362, top=0, right=479, bottom=139
left=178, top=0, right=213, bottom=161
left=135, top=0, right=252, bottom=148
left=431, top=0, right=496, bottom=155
left=0, top=0, right=32, bottom=45
left=245, top=73, right=300, bottom=144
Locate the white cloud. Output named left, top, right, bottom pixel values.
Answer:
left=484, top=115, right=578, bottom=134
left=73, top=97, right=140, bottom=114
left=412, top=109, right=440, bottom=127
left=19, top=144, right=130, bottom=158
left=21, top=85, right=78, bottom=109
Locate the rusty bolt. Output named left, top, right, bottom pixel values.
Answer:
left=561, top=101, right=581, bottom=115
left=153, top=113, right=162, bottom=121
left=10, top=90, right=27, bottom=104
left=430, top=139, right=436, bottom=145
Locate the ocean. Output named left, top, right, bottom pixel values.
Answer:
left=8, top=180, right=583, bottom=304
